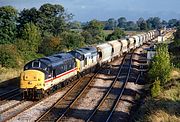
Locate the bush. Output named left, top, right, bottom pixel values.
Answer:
left=151, top=78, right=161, bottom=97
left=148, top=43, right=171, bottom=85
left=0, top=44, right=22, bottom=68
left=39, top=35, right=63, bottom=56
left=173, top=28, right=180, bottom=47
left=60, top=31, right=85, bottom=51
left=106, top=28, right=126, bottom=41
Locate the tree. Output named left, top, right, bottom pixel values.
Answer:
left=162, top=20, right=168, bottom=27
left=146, top=17, right=162, bottom=29
left=137, top=18, right=148, bottom=30
left=139, top=21, right=148, bottom=31
left=117, top=17, right=127, bottom=29
left=106, top=28, right=126, bottom=41
left=104, top=18, right=117, bottom=30
left=151, top=78, right=161, bottom=97
left=81, top=31, right=93, bottom=44
left=38, top=3, right=72, bottom=36
left=125, top=21, right=139, bottom=30
left=60, top=31, right=85, bottom=51
left=39, top=31, right=85, bottom=55
left=18, top=3, right=72, bottom=37
left=39, top=36, right=63, bottom=56
left=173, top=27, right=180, bottom=46
left=82, top=19, right=105, bottom=44
left=0, top=6, right=17, bottom=44
left=146, top=17, right=153, bottom=29
left=18, top=7, right=39, bottom=33
left=0, top=44, right=22, bottom=68
left=137, top=17, right=144, bottom=27
left=168, top=19, right=178, bottom=27
left=69, top=21, right=82, bottom=29
left=21, top=22, right=42, bottom=52
left=148, top=44, right=171, bottom=85
left=153, top=17, right=162, bottom=29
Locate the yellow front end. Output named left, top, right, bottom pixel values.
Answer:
left=20, top=70, right=45, bottom=89
left=20, top=70, right=45, bottom=99
left=75, top=59, right=81, bottom=72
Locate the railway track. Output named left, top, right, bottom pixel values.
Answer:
left=1, top=46, right=147, bottom=122
left=0, top=88, right=21, bottom=106
left=0, top=100, right=35, bottom=122
left=85, top=51, right=134, bottom=122
left=36, top=51, right=134, bottom=122
left=0, top=88, right=20, bottom=100
left=36, top=67, right=102, bottom=122
left=0, top=72, right=94, bottom=122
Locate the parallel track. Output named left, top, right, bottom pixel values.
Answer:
left=36, top=68, right=101, bottom=122
left=0, top=88, right=21, bottom=106
left=108, top=73, right=141, bottom=122
left=1, top=100, right=35, bottom=122
left=1, top=45, right=148, bottom=122
left=1, top=72, right=89, bottom=122
left=85, top=51, right=134, bottom=122
left=0, top=88, right=20, bottom=100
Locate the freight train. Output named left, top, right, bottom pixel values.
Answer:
left=20, top=30, right=160, bottom=99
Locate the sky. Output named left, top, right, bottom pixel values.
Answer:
left=1, top=0, right=180, bottom=21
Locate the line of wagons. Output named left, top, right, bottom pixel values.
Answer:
left=20, top=30, right=160, bottom=99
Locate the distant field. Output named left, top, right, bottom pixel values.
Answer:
left=103, top=30, right=113, bottom=35
left=125, top=31, right=140, bottom=36
left=103, top=30, right=144, bottom=36
left=71, top=29, right=145, bottom=36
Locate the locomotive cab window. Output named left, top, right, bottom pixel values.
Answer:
left=33, top=61, right=40, bottom=68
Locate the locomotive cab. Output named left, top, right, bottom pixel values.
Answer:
left=20, top=60, right=49, bottom=99
left=20, top=53, right=77, bottom=100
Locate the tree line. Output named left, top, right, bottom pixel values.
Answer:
left=70, top=17, right=180, bottom=31
left=0, top=4, right=126, bottom=68
left=0, top=3, right=179, bottom=69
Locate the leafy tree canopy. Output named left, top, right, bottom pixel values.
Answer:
left=148, top=44, right=171, bottom=85
left=82, top=20, right=105, bottom=44
left=106, top=28, right=126, bottom=41
left=0, top=6, right=17, bottom=44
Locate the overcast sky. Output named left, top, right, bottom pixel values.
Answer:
left=1, top=0, right=180, bottom=21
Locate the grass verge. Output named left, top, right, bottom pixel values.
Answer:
left=132, top=69, right=180, bottom=122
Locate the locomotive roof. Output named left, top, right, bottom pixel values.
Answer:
left=33, top=53, right=74, bottom=67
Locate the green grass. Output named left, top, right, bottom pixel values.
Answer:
left=133, top=69, right=180, bottom=122
left=103, top=30, right=143, bottom=37
left=103, top=30, right=113, bottom=36
left=0, top=67, right=22, bottom=84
